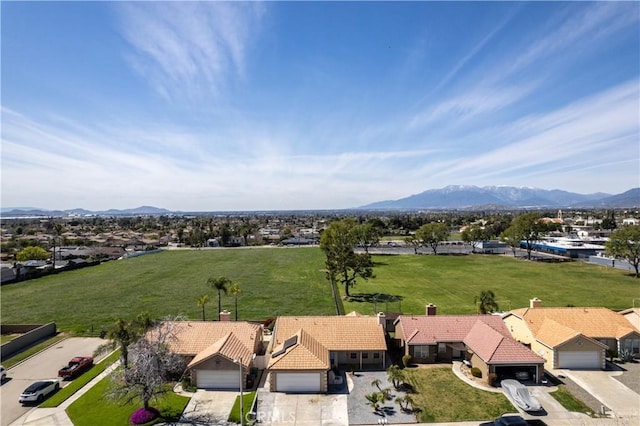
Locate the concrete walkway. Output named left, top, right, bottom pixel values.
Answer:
left=9, top=361, right=120, bottom=426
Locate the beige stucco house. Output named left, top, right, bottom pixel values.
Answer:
left=503, top=298, right=640, bottom=370
left=267, top=315, right=387, bottom=392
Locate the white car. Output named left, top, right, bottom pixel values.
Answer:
left=19, top=380, right=59, bottom=404
left=0, top=365, right=6, bottom=381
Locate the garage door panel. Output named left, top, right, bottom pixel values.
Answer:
left=276, top=372, right=321, bottom=393
left=558, top=351, right=600, bottom=369
left=197, top=370, right=239, bottom=389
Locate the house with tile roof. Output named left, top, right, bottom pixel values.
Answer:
left=394, top=304, right=545, bottom=384
left=153, top=317, right=263, bottom=390
left=267, top=315, right=387, bottom=392
left=503, top=298, right=640, bottom=370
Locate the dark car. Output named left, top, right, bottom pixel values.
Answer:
left=493, top=416, right=528, bottom=426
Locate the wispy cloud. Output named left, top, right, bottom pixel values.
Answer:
left=116, top=2, right=265, bottom=102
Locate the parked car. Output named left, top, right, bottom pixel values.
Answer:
left=0, top=365, right=6, bottom=381
left=493, top=416, right=528, bottom=426
left=501, top=379, right=542, bottom=412
left=58, top=356, right=93, bottom=379
left=19, top=380, right=60, bottom=404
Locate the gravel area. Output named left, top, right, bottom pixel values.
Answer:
left=347, top=371, right=416, bottom=425
left=611, top=361, right=640, bottom=394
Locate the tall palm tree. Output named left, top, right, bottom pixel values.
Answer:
left=228, top=282, right=242, bottom=321
left=475, top=290, right=499, bottom=314
left=197, top=294, right=210, bottom=321
left=207, top=276, right=230, bottom=320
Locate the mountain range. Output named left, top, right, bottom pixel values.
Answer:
left=2, top=187, right=638, bottom=216
left=358, top=186, right=640, bottom=210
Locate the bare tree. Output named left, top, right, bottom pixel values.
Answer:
left=109, top=319, right=186, bottom=412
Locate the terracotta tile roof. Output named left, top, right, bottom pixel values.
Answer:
left=273, top=316, right=387, bottom=351
left=397, top=315, right=508, bottom=345
left=465, top=321, right=545, bottom=364
left=511, top=307, right=640, bottom=341
left=397, top=315, right=544, bottom=365
left=154, top=321, right=262, bottom=357
left=187, top=332, right=254, bottom=369
left=268, top=329, right=330, bottom=370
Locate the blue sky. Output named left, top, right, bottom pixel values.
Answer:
left=2, top=1, right=638, bottom=211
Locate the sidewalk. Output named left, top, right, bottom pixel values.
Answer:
left=9, top=361, right=120, bottom=426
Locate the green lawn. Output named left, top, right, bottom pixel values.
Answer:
left=227, top=391, right=256, bottom=423
left=40, top=350, right=121, bottom=408
left=1, top=249, right=636, bottom=334
left=404, top=367, right=514, bottom=422
left=549, top=385, right=595, bottom=416
left=66, top=376, right=190, bottom=426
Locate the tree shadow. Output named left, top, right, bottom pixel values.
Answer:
left=347, top=293, right=404, bottom=303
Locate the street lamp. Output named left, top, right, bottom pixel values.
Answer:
left=233, top=357, right=245, bottom=426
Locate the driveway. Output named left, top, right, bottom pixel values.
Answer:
left=557, top=369, right=640, bottom=420
left=0, top=337, right=106, bottom=426
left=256, top=389, right=348, bottom=425
left=178, top=390, right=237, bottom=425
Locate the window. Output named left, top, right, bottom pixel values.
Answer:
left=438, top=343, right=446, bottom=353
left=624, top=339, right=640, bottom=354
left=412, top=345, right=430, bottom=358
left=362, top=353, right=369, bottom=359
left=350, top=352, right=357, bottom=359
left=373, top=352, right=380, bottom=359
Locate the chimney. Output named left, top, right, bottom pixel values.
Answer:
left=530, top=298, right=542, bottom=309
left=426, top=303, right=437, bottom=316
left=220, top=310, right=231, bottom=322
left=377, top=312, right=386, bottom=327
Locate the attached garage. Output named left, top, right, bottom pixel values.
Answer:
left=558, top=351, right=601, bottom=369
left=275, top=372, right=322, bottom=393
left=196, top=370, right=240, bottom=390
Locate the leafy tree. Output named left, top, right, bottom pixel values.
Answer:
left=606, top=225, right=640, bottom=278
left=499, top=225, right=520, bottom=257
left=197, top=294, right=210, bottom=321
left=475, top=290, right=499, bottom=314
left=502, top=213, right=545, bottom=260
left=416, top=222, right=450, bottom=255
left=95, top=315, right=153, bottom=369
left=320, top=219, right=374, bottom=297
left=228, top=282, right=242, bottom=321
left=461, top=224, right=489, bottom=253
left=110, top=320, right=185, bottom=412
left=364, top=392, right=384, bottom=412
left=207, top=276, right=230, bottom=320
left=16, top=246, right=50, bottom=261
left=353, top=223, right=381, bottom=253
left=404, top=236, right=421, bottom=254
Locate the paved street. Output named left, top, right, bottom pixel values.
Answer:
left=0, top=337, right=106, bottom=426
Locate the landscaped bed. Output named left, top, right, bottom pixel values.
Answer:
left=404, top=367, right=514, bottom=422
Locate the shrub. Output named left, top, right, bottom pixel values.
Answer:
left=402, top=354, right=412, bottom=368
left=470, top=367, right=482, bottom=378
left=488, top=373, right=498, bottom=387
left=130, top=407, right=160, bottom=425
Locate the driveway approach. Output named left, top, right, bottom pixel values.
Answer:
left=0, top=337, right=106, bottom=426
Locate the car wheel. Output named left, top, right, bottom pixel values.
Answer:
left=37, top=394, right=43, bottom=402
left=54, top=383, right=60, bottom=391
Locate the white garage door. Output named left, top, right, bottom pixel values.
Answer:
left=558, top=351, right=600, bottom=369
left=276, top=372, right=321, bottom=393
left=196, top=370, right=239, bottom=389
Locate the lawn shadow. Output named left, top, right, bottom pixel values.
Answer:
left=347, top=293, right=404, bottom=304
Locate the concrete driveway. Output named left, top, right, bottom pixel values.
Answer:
left=0, top=337, right=106, bottom=426
left=178, top=390, right=237, bottom=425
left=557, top=369, right=640, bottom=420
left=256, top=390, right=348, bottom=426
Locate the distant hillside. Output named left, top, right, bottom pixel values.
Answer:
left=359, top=185, right=637, bottom=210
left=1, top=206, right=172, bottom=217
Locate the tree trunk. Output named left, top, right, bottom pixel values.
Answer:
left=217, top=291, right=222, bottom=320
left=234, top=297, right=238, bottom=321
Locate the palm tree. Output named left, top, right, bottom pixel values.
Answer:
left=94, top=318, right=134, bottom=369
left=387, top=364, right=405, bottom=389
left=365, top=392, right=384, bottom=412
left=371, top=378, right=382, bottom=392
left=475, top=290, right=499, bottom=314
left=228, top=282, right=242, bottom=321
left=197, top=294, right=210, bottom=321
left=207, top=276, right=231, bottom=320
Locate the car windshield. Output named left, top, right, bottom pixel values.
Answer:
left=24, top=382, right=47, bottom=392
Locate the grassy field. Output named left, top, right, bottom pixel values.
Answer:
left=2, top=248, right=637, bottom=334
left=549, top=385, right=595, bottom=416
left=404, top=367, right=514, bottom=422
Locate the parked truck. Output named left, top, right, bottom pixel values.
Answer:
left=58, top=356, right=93, bottom=379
